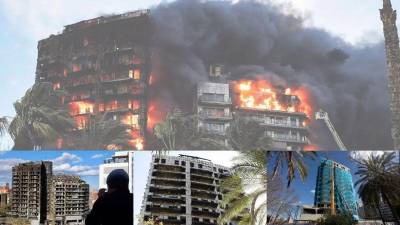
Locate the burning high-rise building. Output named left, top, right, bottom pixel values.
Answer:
left=196, top=65, right=233, bottom=142
left=380, top=0, right=400, bottom=150
left=232, top=80, right=311, bottom=150
left=35, top=10, right=152, bottom=150
left=195, top=65, right=311, bottom=150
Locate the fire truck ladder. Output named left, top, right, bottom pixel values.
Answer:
left=315, top=109, right=347, bottom=151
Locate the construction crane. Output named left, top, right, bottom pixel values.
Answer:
left=315, top=109, right=347, bottom=151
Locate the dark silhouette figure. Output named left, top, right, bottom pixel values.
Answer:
left=97, top=188, right=106, bottom=199
left=86, top=169, right=133, bottom=225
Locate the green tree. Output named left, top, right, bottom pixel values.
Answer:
left=218, top=151, right=316, bottom=225
left=153, top=113, right=222, bottom=150
left=317, top=213, right=356, bottom=225
left=354, top=152, right=400, bottom=224
left=75, top=113, right=133, bottom=150
left=9, top=82, right=75, bottom=150
left=153, top=114, right=273, bottom=150
left=225, top=116, right=272, bottom=150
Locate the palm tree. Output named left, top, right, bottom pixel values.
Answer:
left=0, top=117, right=9, bottom=137
left=225, top=116, right=273, bottom=150
left=75, top=113, right=133, bottom=150
left=218, top=151, right=266, bottom=225
left=153, top=114, right=273, bottom=150
left=354, top=152, right=400, bottom=224
left=218, top=151, right=315, bottom=225
left=153, top=113, right=223, bottom=150
left=9, top=82, right=75, bottom=150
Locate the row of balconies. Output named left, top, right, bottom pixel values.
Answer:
left=152, top=171, right=186, bottom=180
left=149, top=187, right=186, bottom=196
left=151, top=178, right=185, bottom=187
left=154, top=164, right=186, bottom=173
left=146, top=205, right=186, bottom=214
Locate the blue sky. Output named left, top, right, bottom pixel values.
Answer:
left=269, top=151, right=399, bottom=207
left=0, top=150, right=114, bottom=189
left=0, top=0, right=399, bottom=149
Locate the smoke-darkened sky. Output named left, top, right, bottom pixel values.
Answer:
left=150, top=0, right=393, bottom=149
left=0, top=0, right=395, bottom=149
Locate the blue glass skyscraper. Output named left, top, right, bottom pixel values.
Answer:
left=314, top=159, right=359, bottom=220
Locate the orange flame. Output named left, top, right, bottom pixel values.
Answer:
left=233, top=80, right=313, bottom=118
left=69, top=101, right=94, bottom=116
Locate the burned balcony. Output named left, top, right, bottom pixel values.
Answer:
left=102, top=83, right=144, bottom=98
left=191, top=182, right=215, bottom=192
left=192, top=218, right=217, bottom=225
left=192, top=208, right=220, bottom=218
left=154, top=164, right=185, bottom=173
left=191, top=190, right=217, bottom=200
left=198, top=95, right=231, bottom=106
left=151, top=179, right=185, bottom=188
left=152, top=171, right=186, bottom=180
left=160, top=216, right=186, bottom=225
left=145, top=205, right=186, bottom=214
left=191, top=175, right=214, bottom=185
left=148, top=195, right=186, bottom=205
left=190, top=168, right=213, bottom=177
left=191, top=199, right=218, bottom=208
left=149, top=187, right=186, bottom=196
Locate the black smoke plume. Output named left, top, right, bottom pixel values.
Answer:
left=149, top=0, right=392, bottom=149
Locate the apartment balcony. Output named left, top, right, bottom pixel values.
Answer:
left=191, top=199, right=218, bottom=208
left=146, top=205, right=186, bottom=214
left=151, top=178, right=185, bottom=187
left=198, top=96, right=232, bottom=106
left=149, top=187, right=186, bottom=196
left=158, top=218, right=186, bottom=225
left=100, top=76, right=138, bottom=84
left=191, top=190, right=217, bottom=200
left=147, top=196, right=186, bottom=205
left=191, top=182, right=215, bottom=192
left=190, top=169, right=213, bottom=178
left=198, top=112, right=232, bottom=121
left=192, top=219, right=217, bottom=225
left=192, top=209, right=220, bottom=218
left=154, top=164, right=185, bottom=173
left=102, top=87, right=144, bottom=98
left=271, top=135, right=309, bottom=144
left=260, top=120, right=308, bottom=130
left=190, top=175, right=214, bottom=185
left=152, top=171, right=186, bottom=180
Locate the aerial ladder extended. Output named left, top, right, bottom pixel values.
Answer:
left=315, top=109, right=347, bottom=151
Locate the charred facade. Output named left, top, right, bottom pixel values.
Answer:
left=11, top=161, right=53, bottom=223
left=35, top=10, right=152, bottom=149
left=49, top=175, right=90, bottom=225
left=140, top=155, right=239, bottom=225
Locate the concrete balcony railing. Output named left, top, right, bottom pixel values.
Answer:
left=198, top=96, right=232, bottom=105
left=198, top=112, right=232, bottom=120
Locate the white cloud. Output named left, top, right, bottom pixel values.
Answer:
left=0, top=158, right=27, bottom=172
left=0, top=158, right=27, bottom=184
left=52, top=152, right=81, bottom=164
left=310, top=189, right=315, bottom=194
left=50, top=152, right=98, bottom=176
left=349, top=151, right=396, bottom=161
left=91, top=154, right=104, bottom=159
